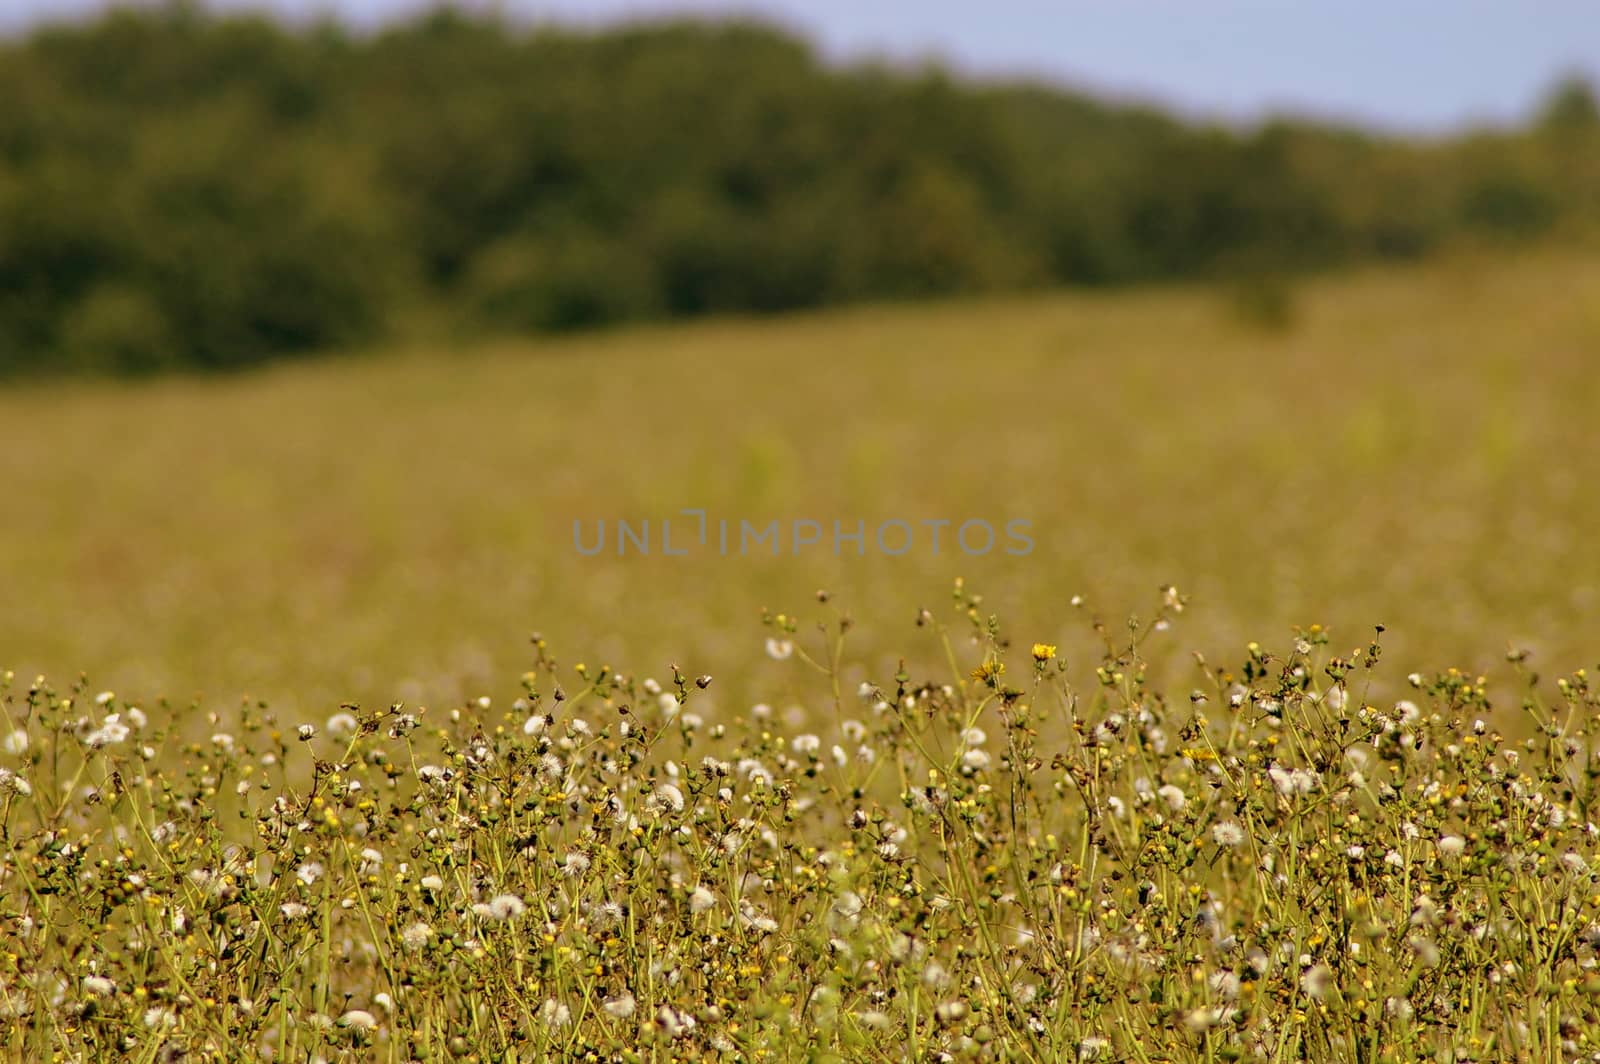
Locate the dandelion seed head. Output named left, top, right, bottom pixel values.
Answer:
left=688, top=885, right=717, bottom=913
left=1212, top=821, right=1245, bottom=846
left=487, top=893, right=526, bottom=920
left=326, top=712, right=358, bottom=738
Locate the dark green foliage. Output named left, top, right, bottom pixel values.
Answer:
left=1, top=4, right=1596, bottom=374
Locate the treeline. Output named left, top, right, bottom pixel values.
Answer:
left=2, top=4, right=1598, bottom=374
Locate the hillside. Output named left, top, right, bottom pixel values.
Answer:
left=3, top=250, right=1598, bottom=711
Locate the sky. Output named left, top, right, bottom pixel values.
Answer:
left=6, top=0, right=1600, bottom=133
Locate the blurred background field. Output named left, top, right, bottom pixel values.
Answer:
left=3, top=4, right=1600, bottom=717
left=4, top=248, right=1600, bottom=713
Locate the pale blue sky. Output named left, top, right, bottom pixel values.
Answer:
left=7, top=0, right=1600, bottom=133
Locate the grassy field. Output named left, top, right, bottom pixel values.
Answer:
left=5, top=250, right=1600, bottom=1061
left=3, top=250, right=1600, bottom=711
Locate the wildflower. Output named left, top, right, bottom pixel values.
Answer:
left=658, top=693, right=681, bottom=717
left=765, top=637, right=794, bottom=661
left=971, top=660, right=1004, bottom=683
left=295, top=862, right=324, bottom=885
left=1212, top=821, right=1245, bottom=847
left=602, top=993, right=636, bottom=1019
left=486, top=893, right=526, bottom=921
left=648, top=783, right=685, bottom=815
left=1411, top=895, right=1440, bottom=928
left=1437, top=835, right=1466, bottom=858
left=82, top=975, right=115, bottom=997
left=657, top=1005, right=696, bottom=1038
left=1300, top=964, right=1334, bottom=1000
left=688, top=885, right=717, bottom=913
left=280, top=903, right=311, bottom=920
left=561, top=852, right=591, bottom=877
left=143, top=1007, right=177, bottom=1028
left=0, top=769, right=30, bottom=797
left=3, top=729, right=27, bottom=755
left=934, top=999, right=968, bottom=1025
left=540, top=999, right=571, bottom=1028
left=84, top=718, right=129, bottom=749
left=326, top=712, right=358, bottom=738
left=1032, top=643, right=1057, bottom=663
left=961, top=726, right=987, bottom=747
left=1209, top=970, right=1241, bottom=999
left=1157, top=784, right=1187, bottom=811
left=1410, top=936, right=1441, bottom=967
left=420, top=875, right=444, bottom=892
left=739, top=901, right=778, bottom=933
left=1267, top=763, right=1319, bottom=795
left=534, top=753, right=564, bottom=782
left=961, top=749, right=992, bottom=771
left=296, top=725, right=315, bottom=741
left=338, top=1009, right=377, bottom=1031
left=792, top=734, right=821, bottom=755
left=401, top=922, right=433, bottom=951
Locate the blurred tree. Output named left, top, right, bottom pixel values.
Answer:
left=0, top=7, right=1595, bottom=374
left=1537, top=75, right=1600, bottom=137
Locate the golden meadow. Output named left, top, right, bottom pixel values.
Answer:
left=4, top=250, right=1600, bottom=1060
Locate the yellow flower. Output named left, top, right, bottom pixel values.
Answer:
left=1031, top=643, right=1057, bottom=662
left=971, top=661, right=1005, bottom=682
